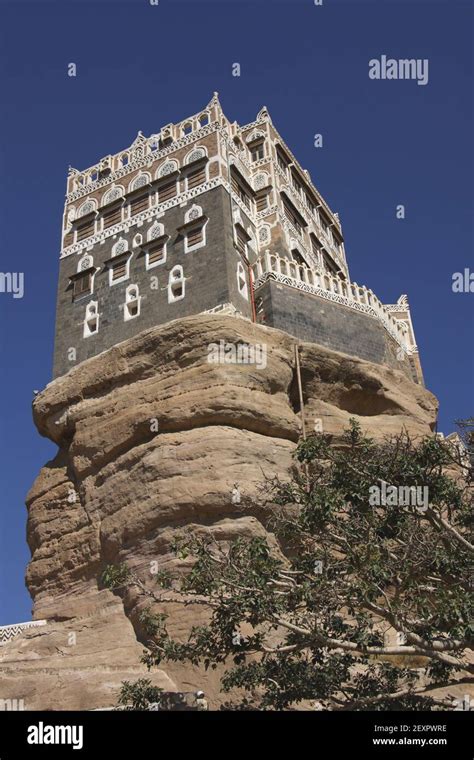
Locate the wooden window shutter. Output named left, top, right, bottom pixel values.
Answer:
left=103, top=205, right=122, bottom=229
left=256, top=192, right=268, bottom=213
left=158, top=180, right=177, bottom=203
left=112, top=260, right=126, bottom=281
left=76, top=220, right=94, bottom=241
left=236, top=226, right=247, bottom=253
left=187, top=225, right=204, bottom=247
left=73, top=273, right=92, bottom=299
left=187, top=166, right=206, bottom=189
left=148, top=240, right=165, bottom=264
left=130, top=193, right=149, bottom=216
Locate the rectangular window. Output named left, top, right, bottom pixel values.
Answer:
left=310, top=234, right=321, bottom=259
left=103, top=205, right=122, bottom=229
left=282, top=198, right=303, bottom=236
left=250, top=141, right=265, bottom=162
left=157, top=179, right=177, bottom=203
left=291, top=172, right=302, bottom=197
left=256, top=192, right=269, bottom=213
left=111, top=261, right=127, bottom=281
left=186, top=166, right=206, bottom=190
left=231, top=174, right=252, bottom=210
left=76, top=220, right=94, bottom=241
left=148, top=240, right=166, bottom=265
left=235, top=226, right=248, bottom=254
left=73, top=273, right=92, bottom=300
left=130, top=193, right=149, bottom=216
left=187, top=226, right=204, bottom=248
left=276, top=148, right=288, bottom=174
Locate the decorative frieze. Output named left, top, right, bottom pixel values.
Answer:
left=0, top=620, right=47, bottom=646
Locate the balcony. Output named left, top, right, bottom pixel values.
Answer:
left=251, top=252, right=417, bottom=355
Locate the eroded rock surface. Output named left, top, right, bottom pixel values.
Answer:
left=0, top=315, right=438, bottom=709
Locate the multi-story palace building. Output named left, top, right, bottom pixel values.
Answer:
left=54, top=93, right=423, bottom=384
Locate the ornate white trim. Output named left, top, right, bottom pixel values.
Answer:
left=61, top=177, right=223, bottom=258
left=77, top=198, right=97, bottom=218
left=184, top=146, right=207, bottom=164
left=0, top=620, right=47, bottom=645
left=102, top=185, right=124, bottom=206
left=156, top=159, right=179, bottom=179
left=128, top=172, right=151, bottom=193
left=252, top=253, right=417, bottom=356
left=66, top=123, right=219, bottom=203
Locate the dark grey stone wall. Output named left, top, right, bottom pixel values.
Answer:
left=255, top=279, right=416, bottom=381
left=53, top=186, right=253, bottom=378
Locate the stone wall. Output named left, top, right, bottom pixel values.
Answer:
left=53, top=186, right=253, bottom=378
left=255, top=278, right=420, bottom=383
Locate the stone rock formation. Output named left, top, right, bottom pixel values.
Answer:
left=0, top=315, right=440, bottom=710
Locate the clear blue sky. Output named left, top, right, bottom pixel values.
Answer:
left=0, top=0, right=472, bottom=625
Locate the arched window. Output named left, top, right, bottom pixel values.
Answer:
left=102, top=186, right=123, bottom=206
left=237, top=262, right=248, bottom=300
left=129, top=173, right=150, bottom=193
left=72, top=255, right=95, bottom=301
left=78, top=254, right=93, bottom=272
left=168, top=266, right=185, bottom=302
left=112, top=238, right=128, bottom=257
left=182, top=122, right=193, bottom=136
left=124, top=284, right=141, bottom=321
left=156, top=160, right=178, bottom=179
left=184, top=206, right=207, bottom=253
left=109, top=238, right=131, bottom=284
left=77, top=199, right=96, bottom=218
left=198, top=113, right=209, bottom=128
left=148, top=221, right=164, bottom=241
left=84, top=301, right=99, bottom=337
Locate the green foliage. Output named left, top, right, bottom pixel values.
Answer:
left=108, top=423, right=474, bottom=710
left=117, top=678, right=162, bottom=710
left=101, top=563, right=131, bottom=590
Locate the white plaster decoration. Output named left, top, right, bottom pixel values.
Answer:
left=156, top=159, right=179, bottom=178
left=258, top=225, right=271, bottom=245
left=252, top=254, right=416, bottom=355
left=128, top=172, right=151, bottom=192
left=124, top=284, right=141, bottom=321
left=148, top=221, right=164, bottom=241
left=133, top=233, right=143, bottom=247
left=77, top=199, right=96, bottom=218
left=245, top=129, right=265, bottom=144
left=112, top=237, right=128, bottom=257
left=0, top=620, right=47, bottom=646
left=254, top=172, right=269, bottom=190
left=66, top=122, right=218, bottom=204
left=61, top=177, right=235, bottom=258
left=168, top=266, right=185, bottom=302
left=184, top=146, right=207, bottom=164
left=84, top=301, right=99, bottom=337
left=184, top=204, right=203, bottom=224
left=78, top=254, right=93, bottom=272
left=102, top=185, right=124, bottom=206
left=237, top=262, right=248, bottom=300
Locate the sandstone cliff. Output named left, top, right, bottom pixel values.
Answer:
left=0, top=315, right=440, bottom=709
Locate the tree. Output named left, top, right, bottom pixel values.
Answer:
left=103, top=421, right=473, bottom=710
